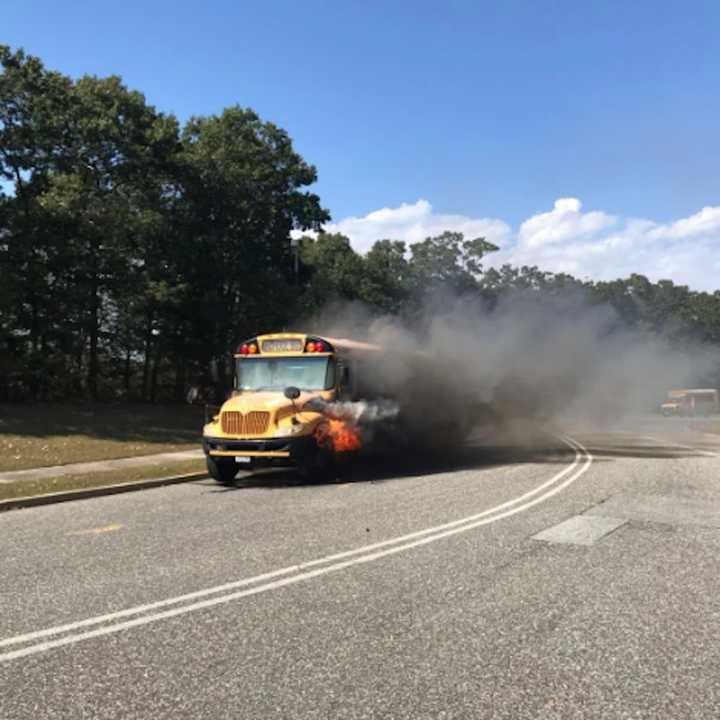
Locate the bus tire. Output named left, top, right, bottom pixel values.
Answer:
left=206, top=456, right=238, bottom=485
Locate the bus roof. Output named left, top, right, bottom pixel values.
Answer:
left=324, top=337, right=382, bottom=354
left=236, top=333, right=382, bottom=358
left=668, top=388, right=718, bottom=397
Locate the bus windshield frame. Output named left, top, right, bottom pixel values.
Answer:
left=236, top=356, right=335, bottom=392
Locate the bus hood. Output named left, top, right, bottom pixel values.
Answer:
left=220, top=390, right=335, bottom=417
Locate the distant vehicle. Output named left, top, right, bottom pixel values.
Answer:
left=661, top=389, right=719, bottom=417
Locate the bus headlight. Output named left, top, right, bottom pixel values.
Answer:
left=274, top=424, right=305, bottom=437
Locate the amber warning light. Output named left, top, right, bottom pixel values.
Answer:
left=238, top=341, right=258, bottom=355
left=237, top=337, right=332, bottom=355
left=305, top=340, right=329, bottom=353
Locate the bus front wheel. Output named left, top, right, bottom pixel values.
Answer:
left=206, top=456, right=238, bottom=485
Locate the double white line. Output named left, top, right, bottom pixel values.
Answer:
left=0, top=434, right=592, bottom=664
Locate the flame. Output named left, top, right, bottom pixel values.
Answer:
left=315, top=419, right=362, bottom=453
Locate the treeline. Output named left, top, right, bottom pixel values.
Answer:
left=0, top=45, right=327, bottom=401
left=298, top=230, right=720, bottom=349
left=1, top=46, right=719, bottom=402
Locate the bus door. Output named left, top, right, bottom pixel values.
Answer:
left=336, top=358, right=355, bottom=401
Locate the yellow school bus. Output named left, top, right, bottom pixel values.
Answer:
left=202, top=333, right=382, bottom=483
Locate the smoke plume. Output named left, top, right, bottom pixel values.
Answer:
left=298, top=290, right=718, bottom=439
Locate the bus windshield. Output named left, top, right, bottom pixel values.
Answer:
left=237, top=357, right=334, bottom=391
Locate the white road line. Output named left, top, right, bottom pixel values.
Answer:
left=0, top=436, right=580, bottom=651
left=0, top=435, right=593, bottom=663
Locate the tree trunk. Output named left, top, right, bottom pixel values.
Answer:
left=87, top=234, right=100, bottom=401
left=124, top=347, right=132, bottom=399
left=215, top=354, right=228, bottom=405
left=150, top=341, right=161, bottom=403
left=174, top=359, right=186, bottom=402
left=141, top=311, right=154, bottom=401
left=88, top=279, right=100, bottom=400
left=28, top=294, right=40, bottom=400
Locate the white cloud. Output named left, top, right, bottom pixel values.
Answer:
left=517, top=198, right=616, bottom=249
left=321, top=199, right=512, bottom=254
left=505, top=199, right=720, bottom=290
left=316, top=197, right=720, bottom=291
left=648, top=206, right=720, bottom=241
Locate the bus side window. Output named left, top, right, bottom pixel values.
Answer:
left=338, top=362, right=352, bottom=399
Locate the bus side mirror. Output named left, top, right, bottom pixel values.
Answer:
left=284, top=386, right=301, bottom=400
left=341, top=366, right=350, bottom=385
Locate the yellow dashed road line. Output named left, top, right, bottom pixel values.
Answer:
left=67, top=523, right=125, bottom=536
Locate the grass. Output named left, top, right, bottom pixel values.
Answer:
left=0, top=403, right=206, bottom=471
left=0, top=458, right=207, bottom=502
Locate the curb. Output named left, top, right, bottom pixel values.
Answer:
left=0, top=471, right=209, bottom=512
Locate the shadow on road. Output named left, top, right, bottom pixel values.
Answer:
left=209, top=439, right=575, bottom=491
left=208, top=428, right=713, bottom=492
left=585, top=443, right=710, bottom=461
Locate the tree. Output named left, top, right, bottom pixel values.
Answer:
left=36, top=74, right=181, bottom=399
left=298, top=232, right=365, bottom=309
left=409, top=231, right=498, bottom=295
left=175, top=107, right=329, bottom=393
left=1, top=47, right=330, bottom=401
left=0, top=45, right=79, bottom=397
left=360, top=239, right=411, bottom=313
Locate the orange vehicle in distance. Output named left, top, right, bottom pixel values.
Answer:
left=661, top=388, right=719, bottom=416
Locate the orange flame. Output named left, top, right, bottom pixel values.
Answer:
left=315, top=419, right=362, bottom=453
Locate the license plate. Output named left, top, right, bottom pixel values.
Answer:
left=235, top=456, right=252, bottom=464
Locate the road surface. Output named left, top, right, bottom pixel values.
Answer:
left=2, top=417, right=720, bottom=719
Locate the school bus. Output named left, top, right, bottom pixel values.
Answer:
left=202, top=333, right=384, bottom=483
left=661, top=388, right=719, bottom=417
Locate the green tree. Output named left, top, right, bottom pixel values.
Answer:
left=298, top=232, right=365, bottom=309
left=176, top=107, right=329, bottom=393
left=37, top=75, right=181, bottom=399
left=409, top=231, right=498, bottom=295
left=0, top=45, right=79, bottom=397
left=360, top=239, right=412, bottom=313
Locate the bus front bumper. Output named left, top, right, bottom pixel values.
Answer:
left=202, top=435, right=316, bottom=467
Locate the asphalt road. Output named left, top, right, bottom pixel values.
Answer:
left=2, top=416, right=720, bottom=719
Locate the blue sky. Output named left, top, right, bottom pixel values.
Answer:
left=5, top=1, right=720, bottom=288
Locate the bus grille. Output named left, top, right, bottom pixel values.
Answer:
left=245, top=411, right=270, bottom=435
left=221, top=411, right=270, bottom=436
